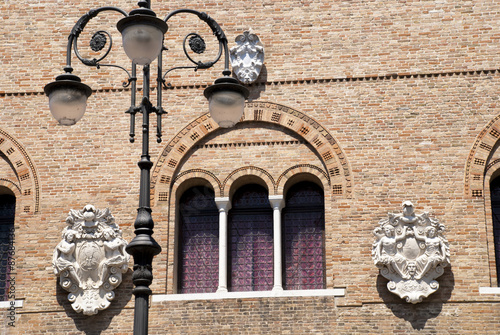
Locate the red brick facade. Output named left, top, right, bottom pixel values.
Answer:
left=0, top=0, right=499, bottom=333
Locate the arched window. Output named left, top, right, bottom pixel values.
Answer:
left=490, top=177, right=500, bottom=285
left=0, top=193, right=15, bottom=300
left=228, top=184, right=273, bottom=291
left=175, top=180, right=328, bottom=294
left=283, top=181, right=325, bottom=290
left=178, top=186, right=219, bottom=293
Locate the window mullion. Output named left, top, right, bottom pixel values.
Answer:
left=215, top=197, right=231, bottom=293
left=269, top=195, right=285, bottom=291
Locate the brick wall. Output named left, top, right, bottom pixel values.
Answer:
left=1, top=0, right=499, bottom=333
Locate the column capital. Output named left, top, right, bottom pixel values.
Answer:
left=269, top=195, right=285, bottom=211
left=214, top=197, right=231, bottom=212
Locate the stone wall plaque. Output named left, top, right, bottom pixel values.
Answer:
left=372, top=201, right=450, bottom=303
left=230, top=30, right=264, bottom=84
left=53, top=205, right=129, bottom=315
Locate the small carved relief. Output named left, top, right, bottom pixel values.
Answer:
left=53, top=205, right=129, bottom=315
left=230, top=30, right=264, bottom=84
left=372, top=201, right=450, bottom=303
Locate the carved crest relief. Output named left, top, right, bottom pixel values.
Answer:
left=53, top=205, right=129, bottom=315
left=230, top=30, right=264, bottom=84
left=372, top=201, right=450, bottom=303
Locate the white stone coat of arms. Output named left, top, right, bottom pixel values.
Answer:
left=53, top=205, right=129, bottom=315
left=230, top=30, right=264, bottom=84
left=372, top=201, right=450, bottom=303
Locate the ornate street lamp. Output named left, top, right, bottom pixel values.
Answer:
left=44, top=1, right=249, bottom=334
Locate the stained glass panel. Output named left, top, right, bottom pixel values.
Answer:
left=178, top=186, right=219, bottom=293
left=0, top=194, right=15, bottom=300
left=229, top=184, right=273, bottom=292
left=283, top=182, right=325, bottom=290
left=490, top=178, right=500, bottom=285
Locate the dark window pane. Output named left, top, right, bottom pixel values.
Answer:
left=178, top=187, right=219, bottom=293
left=283, top=182, right=325, bottom=290
left=490, top=178, right=500, bottom=286
left=229, top=184, right=273, bottom=292
left=0, top=194, right=15, bottom=300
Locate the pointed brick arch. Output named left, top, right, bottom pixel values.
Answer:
left=0, top=128, right=40, bottom=213
left=465, top=113, right=500, bottom=198
left=151, top=102, right=352, bottom=204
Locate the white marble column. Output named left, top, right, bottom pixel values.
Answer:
left=269, top=195, right=285, bottom=291
left=215, top=197, right=231, bottom=293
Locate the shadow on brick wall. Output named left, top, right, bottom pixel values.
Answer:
left=55, top=269, right=133, bottom=334
left=376, top=265, right=455, bottom=330
left=247, top=64, right=267, bottom=101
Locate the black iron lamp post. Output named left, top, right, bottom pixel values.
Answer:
left=44, top=1, right=249, bottom=334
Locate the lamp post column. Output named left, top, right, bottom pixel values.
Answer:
left=44, top=4, right=250, bottom=334
left=125, top=63, right=162, bottom=335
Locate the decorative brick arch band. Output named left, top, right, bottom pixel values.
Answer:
left=151, top=102, right=353, bottom=203
left=0, top=128, right=40, bottom=213
left=166, top=169, right=222, bottom=202
left=465, top=114, right=500, bottom=197
left=223, top=166, right=276, bottom=197
left=0, top=178, right=21, bottom=196
left=276, top=164, right=331, bottom=196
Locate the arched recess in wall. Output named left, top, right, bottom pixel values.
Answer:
left=223, top=166, right=275, bottom=199
left=466, top=114, right=500, bottom=286
left=276, top=165, right=330, bottom=196
left=0, top=128, right=40, bottom=214
left=465, top=113, right=500, bottom=198
left=484, top=160, right=500, bottom=286
left=151, top=101, right=353, bottom=204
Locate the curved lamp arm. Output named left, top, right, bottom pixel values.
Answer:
left=45, top=3, right=248, bottom=130
left=65, top=7, right=128, bottom=74
left=159, top=9, right=248, bottom=129
left=163, top=9, right=230, bottom=76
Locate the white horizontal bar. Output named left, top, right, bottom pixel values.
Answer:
left=153, top=288, right=345, bottom=302
left=0, top=300, right=23, bottom=309
left=479, top=287, right=500, bottom=295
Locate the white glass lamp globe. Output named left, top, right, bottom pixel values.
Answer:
left=208, top=90, right=246, bottom=128
left=48, top=87, right=88, bottom=125
left=204, top=76, right=249, bottom=128
left=117, top=14, right=168, bottom=65
left=44, top=74, right=92, bottom=126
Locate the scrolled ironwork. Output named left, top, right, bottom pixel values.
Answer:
left=70, top=9, right=100, bottom=39
left=162, top=9, right=226, bottom=80
left=69, top=7, right=128, bottom=44
left=123, top=76, right=136, bottom=88
left=188, top=34, right=206, bottom=54
left=70, top=7, right=129, bottom=79
left=75, top=29, right=112, bottom=66
left=196, top=11, right=227, bottom=42
left=90, top=31, right=107, bottom=52
left=181, top=32, right=221, bottom=69
left=161, top=66, right=197, bottom=89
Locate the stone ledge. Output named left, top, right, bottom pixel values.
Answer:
left=0, top=300, right=23, bottom=309
left=479, top=287, right=500, bottom=295
left=152, top=289, right=346, bottom=302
